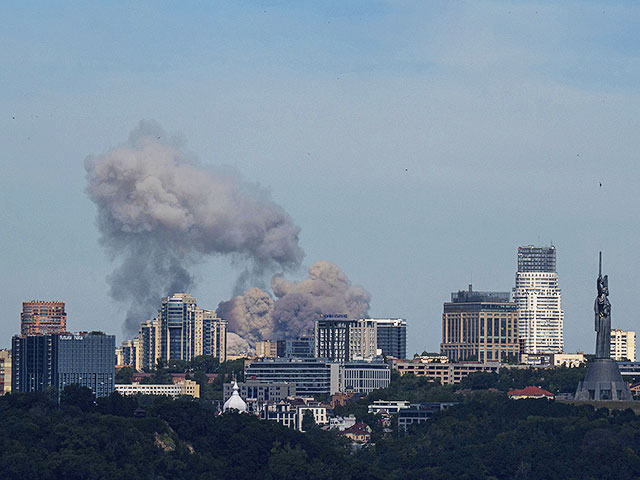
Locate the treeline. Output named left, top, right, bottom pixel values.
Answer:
left=1, top=385, right=639, bottom=479
left=116, top=355, right=247, bottom=401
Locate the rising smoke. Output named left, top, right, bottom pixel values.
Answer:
left=219, top=260, right=371, bottom=352
left=85, top=121, right=304, bottom=334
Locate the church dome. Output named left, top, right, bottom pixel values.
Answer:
left=223, top=380, right=247, bottom=413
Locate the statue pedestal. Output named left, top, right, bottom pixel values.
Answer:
left=575, top=358, right=633, bottom=401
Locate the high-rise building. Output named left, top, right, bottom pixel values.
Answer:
left=0, top=350, right=11, bottom=395
left=610, top=329, right=636, bottom=362
left=139, top=318, right=161, bottom=370
left=513, top=245, right=564, bottom=354
left=116, top=337, right=142, bottom=370
left=315, top=317, right=379, bottom=362
left=21, top=301, right=67, bottom=335
left=12, top=332, right=115, bottom=397
left=159, top=294, right=227, bottom=363
left=370, top=318, right=407, bottom=359
left=440, top=286, right=519, bottom=362
left=160, top=294, right=199, bottom=361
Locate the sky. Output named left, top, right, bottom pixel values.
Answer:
left=2, top=0, right=640, bottom=356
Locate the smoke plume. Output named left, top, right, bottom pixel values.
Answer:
left=85, top=121, right=304, bottom=334
left=218, top=260, right=371, bottom=347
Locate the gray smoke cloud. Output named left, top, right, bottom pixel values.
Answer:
left=218, top=260, right=371, bottom=347
left=85, top=120, right=304, bottom=334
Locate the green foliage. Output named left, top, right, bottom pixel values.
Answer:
left=302, top=410, right=316, bottom=431
left=115, top=366, right=134, bottom=384
left=60, top=384, right=95, bottom=412
left=458, top=366, right=587, bottom=394
left=1, top=388, right=639, bottom=480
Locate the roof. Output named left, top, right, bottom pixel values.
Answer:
left=342, top=422, right=371, bottom=435
left=508, top=386, right=554, bottom=397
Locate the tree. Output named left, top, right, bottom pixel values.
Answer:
left=301, top=410, right=316, bottom=432
left=60, top=384, right=95, bottom=412
left=116, top=366, right=135, bottom=384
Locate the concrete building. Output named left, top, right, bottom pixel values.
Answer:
left=116, top=379, right=200, bottom=398
left=368, top=400, right=411, bottom=415
left=513, top=245, right=564, bottom=354
left=139, top=318, right=161, bottom=370
left=265, top=398, right=328, bottom=432
left=21, top=301, right=67, bottom=335
left=245, top=357, right=390, bottom=395
left=116, top=337, right=141, bottom=370
left=223, top=380, right=296, bottom=408
left=520, top=352, right=585, bottom=368
left=12, top=332, right=115, bottom=398
left=315, top=316, right=379, bottom=362
left=391, top=358, right=500, bottom=385
left=441, top=286, right=519, bottom=363
left=256, top=341, right=280, bottom=358
left=610, top=329, right=636, bottom=362
left=340, top=360, right=391, bottom=394
left=283, top=335, right=315, bottom=358
left=245, top=358, right=340, bottom=396
left=370, top=318, right=407, bottom=359
left=0, top=350, right=11, bottom=395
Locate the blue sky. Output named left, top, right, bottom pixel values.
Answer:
left=2, top=1, right=640, bottom=354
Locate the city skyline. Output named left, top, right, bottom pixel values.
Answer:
left=3, top=2, right=640, bottom=357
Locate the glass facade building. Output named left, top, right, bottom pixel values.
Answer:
left=371, top=318, right=407, bottom=359
left=12, top=333, right=115, bottom=398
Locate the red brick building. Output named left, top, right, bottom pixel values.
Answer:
left=21, top=301, right=67, bottom=335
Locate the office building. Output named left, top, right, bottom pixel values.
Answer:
left=371, top=318, right=407, bottom=359
left=340, top=360, right=391, bottom=394
left=12, top=332, right=115, bottom=397
left=315, top=317, right=379, bottom=362
left=21, top=301, right=67, bottom=335
left=440, top=286, right=519, bottom=363
left=0, top=350, right=11, bottom=395
left=283, top=335, right=315, bottom=358
left=610, top=329, right=636, bottom=362
left=513, top=245, right=564, bottom=354
left=245, top=358, right=340, bottom=396
left=245, top=357, right=389, bottom=395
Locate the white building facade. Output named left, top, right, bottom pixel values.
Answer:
left=610, top=329, right=636, bottom=362
left=513, top=246, right=564, bottom=354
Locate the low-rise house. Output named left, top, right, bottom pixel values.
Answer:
left=327, top=415, right=357, bottom=431
left=341, top=422, right=371, bottom=443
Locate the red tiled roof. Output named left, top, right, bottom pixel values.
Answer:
left=342, top=422, right=371, bottom=435
left=508, top=386, right=554, bottom=397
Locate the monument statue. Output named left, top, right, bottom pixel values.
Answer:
left=594, top=253, right=611, bottom=359
left=575, top=252, right=633, bottom=401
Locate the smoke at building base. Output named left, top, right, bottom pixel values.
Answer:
left=219, top=260, right=371, bottom=352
